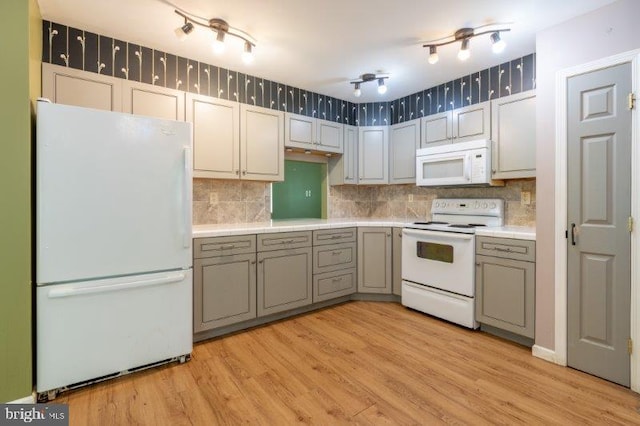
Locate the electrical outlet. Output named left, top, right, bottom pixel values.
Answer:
left=521, top=191, right=531, bottom=205
left=408, top=194, right=414, bottom=202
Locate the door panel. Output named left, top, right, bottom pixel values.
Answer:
left=241, top=105, right=284, bottom=181
left=567, top=61, right=631, bottom=387
left=123, top=81, right=185, bottom=120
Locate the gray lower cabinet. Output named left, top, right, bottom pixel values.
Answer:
left=193, top=235, right=257, bottom=332
left=475, top=236, right=535, bottom=338
left=357, top=227, right=392, bottom=294
left=312, top=228, right=357, bottom=302
left=257, top=231, right=313, bottom=316
left=313, top=269, right=357, bottom=302
left=392, top=227, right=402, bottom=296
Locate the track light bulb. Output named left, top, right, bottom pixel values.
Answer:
left=490, top=32, right=506, bottom=54
left=174, top=21, right=194, bottom=41
left=242, top=41, right=254, bottom=64
left=354, top=83, right=361, bottom=98
left=428, top=46, right=439, bottom=64
left=212, top=30, right=226, bottom=54
left=377, top=78, right=387, bottom=95
left=457, top=38, right=470, bottom=61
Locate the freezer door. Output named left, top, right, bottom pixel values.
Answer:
left=37, top=103, right=192, bottom=284
left=36, top=270, right=192, bottom=393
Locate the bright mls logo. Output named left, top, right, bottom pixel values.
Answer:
left=0, top=404, right=68, bottom=425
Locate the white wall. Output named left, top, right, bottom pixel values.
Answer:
left=535, top=0, right=639, bottom=350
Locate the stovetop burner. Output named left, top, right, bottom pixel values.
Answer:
left=413, top=221, right=449, bottom=225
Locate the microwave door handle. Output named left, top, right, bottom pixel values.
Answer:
left=464, top=153, right=472, bottom=182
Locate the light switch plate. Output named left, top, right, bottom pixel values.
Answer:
left=408, top=194, right=414, bottom=202
left=521, top=191, right=531, bottom=205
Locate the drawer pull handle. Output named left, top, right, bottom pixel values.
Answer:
left=220, top=244, right=235, bottom=250
left=494, top=247, right=512, bottom=253
left=331, top=251, right=343, bottom=256
left=331, top=235, right=341, bottom=239
left=280, top=239, right=296, bottom=244
left=332, top=278, right=342, bottom=283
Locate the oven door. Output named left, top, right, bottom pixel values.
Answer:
left=416, top=151, right=472, bottom=186
left=401, top=228, right=475, bottom=297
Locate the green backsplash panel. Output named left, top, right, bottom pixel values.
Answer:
left=272, top=160, right=325, bottom=219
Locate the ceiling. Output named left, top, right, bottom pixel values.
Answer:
left=38, top=0, right=617, bottom=102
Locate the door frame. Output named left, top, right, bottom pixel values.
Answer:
left=553, top=49, right=640, bottom=391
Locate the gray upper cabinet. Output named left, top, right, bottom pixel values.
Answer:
left=241, top=104, right=285, bottom=181
left=389, top=119, right=420, bottom=184
left=187, top=94, right=240, bottom=179
left=421, top=101, right=490, bottom=147
left=285, top=113, right=343, bottom=153
left=42, top=63, right=122, bottom=112
left=475, top=236, right=535, bottom=339
left=421, top=110, right=452, bottom=147
left=122, top=80, right=185, bottom=121
left=357, top=227, right=392, bottom=294
left=358, top=126, right=389, bottom=184
left=328, top=125, right=358, bottom=185
left=491, top=91, right=536, bottom=179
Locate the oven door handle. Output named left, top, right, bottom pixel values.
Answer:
left=402, top=228, right=474, bottom=241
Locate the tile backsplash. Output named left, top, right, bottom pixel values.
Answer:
left=329, top=180, right=536, bottom=226
left=194, top=178, right=536, bottom=226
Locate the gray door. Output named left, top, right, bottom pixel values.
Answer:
left=567, top=62, right=632, bottom=387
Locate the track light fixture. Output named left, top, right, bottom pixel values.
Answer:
left=174, top=10, right=256, bottom=63
left=423, top=25, right=510, bottom=64
left=350, top=73, right=389, bottom=98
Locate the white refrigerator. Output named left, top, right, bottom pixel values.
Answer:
left=36, top=102, right=193, bottom=398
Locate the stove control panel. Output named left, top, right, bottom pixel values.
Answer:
left=431, top=198, right=504, bottom=216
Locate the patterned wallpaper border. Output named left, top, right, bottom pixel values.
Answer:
left=42, top=21, right=534, bottom=127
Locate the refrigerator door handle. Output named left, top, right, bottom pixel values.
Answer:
left=47, top=272, right=187, bottom=299
left=183, top=146, right=192, bottom=249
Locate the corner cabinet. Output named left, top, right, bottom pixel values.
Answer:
left=475, top=236, right=535, bottom=339
left=358, top=126, right=389, bottom=184
left=491, top=91, right=536, bottom=179
left=389, top=119, right=420, bottom=184
left=357, top=227, right=392, bottom=294
left=328, top=125, right=358, bottom=185
left=187, top=94, right=240, bottom=179
left=421, top=101, right=490, bottom=147
left=241, top=105, right=285, bottom=181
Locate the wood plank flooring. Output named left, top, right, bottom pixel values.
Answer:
left=56, top=301, right=640, bottom=425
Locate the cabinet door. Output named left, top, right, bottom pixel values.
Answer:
left=328, top=125, right=358, bottom=185
left=392, top=227, right=402, bottom=296
left=390, top=119, right=420, bottom=184
left=313, top=242, right=356, bottom=274
left=285, top=113, right=315, bottom=149
left=491, top=91, right=536, bottom=179
left=194, top=253, right=257, bottom=332
left=358, top=126, right=389, bottom=184
left=257, top=247, right=312, bottom=316
left=42, top=63, right=122, bottom=111
left=186, top=94, right=240, bottom=179
left=452, top=101, right=490, bottom=142
left=475, top=255, right=535, bottom=338
left=421, top=111, right=451, bottom=147
left=122, top=80, right=185, bottom=120
left=316, top=119, right=344, bottom=153
left=241, top=105, right=285, bottom=181
left=357, top=227, right=392, bottom=294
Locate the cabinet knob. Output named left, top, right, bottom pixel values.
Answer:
left=492, top=169, right=496, bottom=174
left=258, top=259, right=264, bottom=264
left=387, top=233, right=391, bottom=237
left=235, top=170, right=239, bottom=175
left=476, top=263, right=480, bottom=267
left=251, top=260, right=256, bottom=265
left=242, top=170, right=247, bottom=175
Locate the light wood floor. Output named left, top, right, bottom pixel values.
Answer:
left=57, top=301, right=640, bottom=425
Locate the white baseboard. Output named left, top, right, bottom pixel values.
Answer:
left=532, top=344, right=559, bottom=364
left=7, top=394, right=35, bottom=404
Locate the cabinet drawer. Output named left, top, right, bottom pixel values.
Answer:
left=476, top=236, right=535, bottom=262
left=313, top=242, right=356, bottom=273
left=258, top=231, right=312, bottom=251
left=313, top=268, right=356, bottom=303
left=313, top=227, right=357, bottom=245
left=194, top=235, right=256, bottom=259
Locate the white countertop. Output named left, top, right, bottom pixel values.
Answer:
left=475, top=226, right=536, bottom=240
left=193, top=219, right=536, bottom=240
left=193, top=218, right=409, bottom=238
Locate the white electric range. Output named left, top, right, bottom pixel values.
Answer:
left=401, top=198, right=504, bottom=328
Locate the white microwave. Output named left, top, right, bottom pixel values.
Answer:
left=416, top=139, right=503, bottom=187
